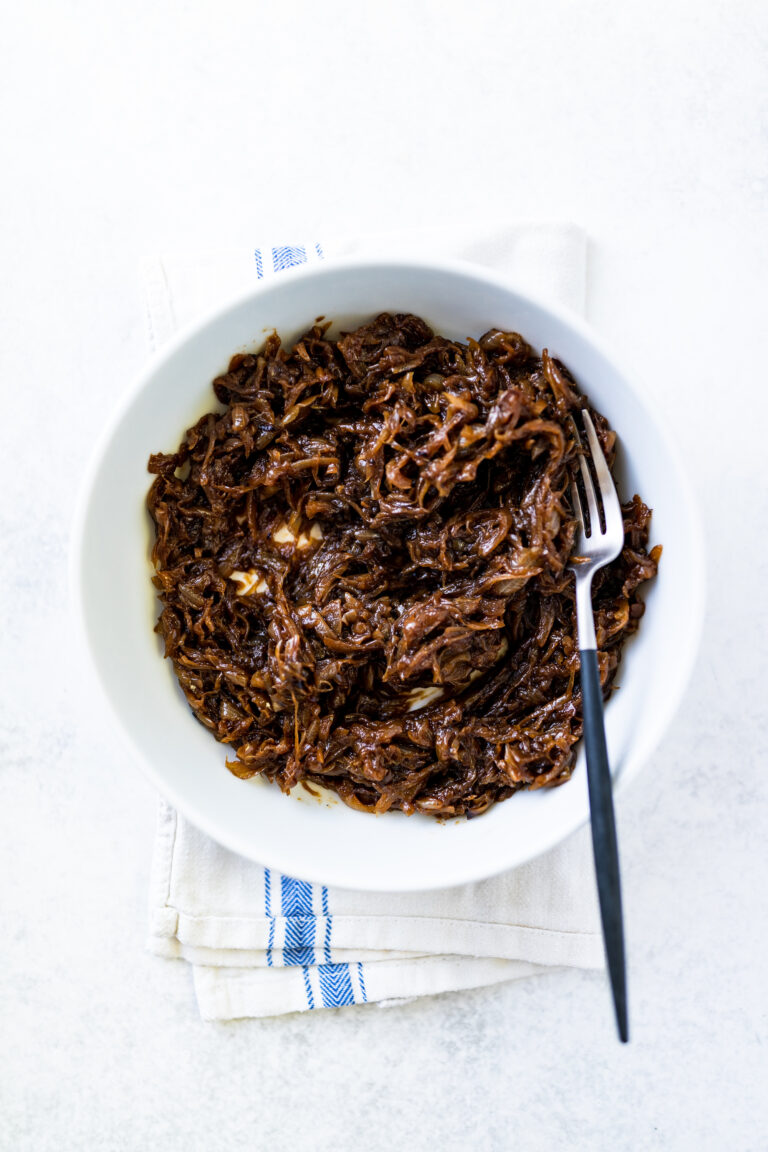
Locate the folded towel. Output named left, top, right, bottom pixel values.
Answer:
left=143, top=223, right=602, bottom=1021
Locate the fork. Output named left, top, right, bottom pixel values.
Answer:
left=568, top=409, right=629, bottom=1043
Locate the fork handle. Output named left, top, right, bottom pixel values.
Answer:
left=580, top=647, right=629, bottom=1043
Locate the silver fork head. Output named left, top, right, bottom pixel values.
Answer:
left=568, top=409, right=625, bottom=570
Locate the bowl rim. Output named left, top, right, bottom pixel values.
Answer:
left=70, top=254, right=706, bottom=890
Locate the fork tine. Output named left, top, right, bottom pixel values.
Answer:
left=581, top=410, right=623, bottom=535
left=570, top=479, right=584, bottom=529
left=571, top=418, right=601, bottom=538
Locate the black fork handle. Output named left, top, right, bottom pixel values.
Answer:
left=580, top=647, right=629, bottom=1043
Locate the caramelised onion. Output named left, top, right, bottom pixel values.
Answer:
left=147, top=313, right=659, bottom=818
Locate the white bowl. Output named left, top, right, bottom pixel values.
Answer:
left=72, top=258, right=704, bottom=892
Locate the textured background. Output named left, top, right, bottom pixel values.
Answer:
left=1, top=1, right=766, bottom=1149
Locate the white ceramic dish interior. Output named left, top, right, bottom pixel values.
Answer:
left=73, top=258, right=704, bottom=891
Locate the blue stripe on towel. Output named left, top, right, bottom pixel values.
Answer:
left=264, top=868, right=274, bottom=967
left=254, top=248, right=264, bottom=279
left=302, top=966, right=315, bottom=1009
left=272, top=244, right=307, bottom=272
left=357, top=962, right=368, bottom=1002
left=321, top=886, right=332, bottom=964
left=281, top=876, right=316, bottom=965
left=318, top=963, right=356, bottom=1008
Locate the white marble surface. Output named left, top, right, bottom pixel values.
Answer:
left=2, top=1, right=767, bottom=1148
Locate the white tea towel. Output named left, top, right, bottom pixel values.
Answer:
left=144, top=224, right=603, bottom=1021
left=143, top=224, right=586, bottom=351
